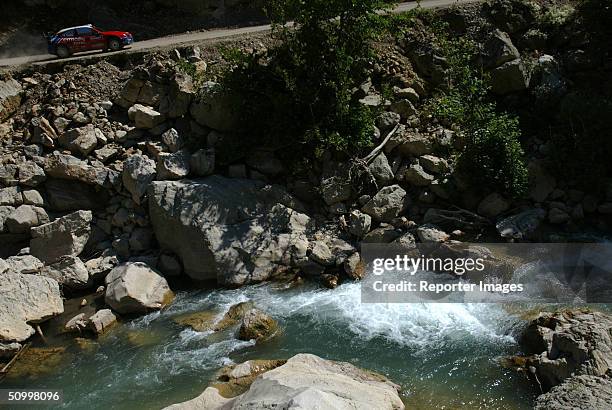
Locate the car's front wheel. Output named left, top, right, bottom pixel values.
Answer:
left=56, top=45, right=71, bottom=58
left=108, top=38, right=122, bottom=51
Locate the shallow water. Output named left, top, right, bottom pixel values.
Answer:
left=3, top=282, right=539, bottom=409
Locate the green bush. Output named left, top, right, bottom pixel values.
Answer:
left=220, top=0, right=392, bottom=161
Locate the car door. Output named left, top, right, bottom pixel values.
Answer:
left=76, top=27, right=104, bottom=51
left=59, top=29, right=79, bottom=52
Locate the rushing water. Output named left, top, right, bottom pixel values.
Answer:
left=3, top=282, right=539, bottom=409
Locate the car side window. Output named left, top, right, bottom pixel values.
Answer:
left=60, top=30, right=76, bottom=38
left=76, top=27, right=94, bottom=36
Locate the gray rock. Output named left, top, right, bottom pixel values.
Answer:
left=22, top=190, right=44, bottom=207
left=397, top=133, right=434, bottom=156
left=0, top=206, right=13, bottom=233
left=395, top=87, right=419, bottom=103
left=163, top=354, right=405, bottom=410
left=190, top=149, right=215, bottom=177
left=44, top=153, right=111, bottom=187
left=87, top=309, right=117, bottom=335
left=42, top=255, right=91, bottom=289
left=104, top=262, right=174, bottom=314
left=0, top=273, right=63, bottom=342
left=404, top=164, right=434, bottom=187
left=30, top=210, right=92, bottom=264
left=376, top=111, right=401, bottom=132
left=534, top=375, right=612, bottom=410
left=190, top=82, right=240, bottom=131
left=362, top=185, right=408, bottom=222
left=157, top=150, right=191, bottom=180
left=477, top=193, right=510, bottom=218
left=0, top=342, right=22, bottom=359
left=95, top=146, right=119, bottom=163
left=237, top=308, right=278, bottom=341
left=45, top=179, right=107, bottom=211
left=246, top=150, right=284, bottom=176
left=483, top=29, right=520, bottom=68
left=158, top=253, right=182, bottom=276
left=320, top=163, right=352, bottom=205
left=0, top=186, right=23, bottom=206
left=5, top=205, right=49, bottom=233
left=548, top=207, right=570, bottom=224
left=128, top=104, right=165, bottom=129
left=0, top=78, right=22, bottom=121
left=129, top=227, right=155, bottom=252
left=161, top=128, right=185, bottom=152
left=309, top=242, right=335, bottom=266
left=390, top=99, right=417, bottom=118
left=496, top=208, right=546, bottom=239
left=368, top=153, right=394, bottom=186
left=362, top=225, right=402, bottom=243
left=416, top=224, right=449, bottom=243
left=0, top=164, right=17, bottom=186
left=344, top=252, right=365, bottom=280
left=4, top=254, right=44, bottom=274
left=419, top=155, right=449, bottom=174
left=122, top=155, right=157, bottom=204
left=491, top=59, right=530, bottom=95
left=148, top=176, right=311, bottom=285
left=159, top=73, right=195, bottom=118
left=58, top=125, right=100, bottom=157
left=348, top=210, right=372, bottom=238
left=17, top=162, right=46, bottom=187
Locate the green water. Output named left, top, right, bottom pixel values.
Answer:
left=2, top=282, right=539, bottom=409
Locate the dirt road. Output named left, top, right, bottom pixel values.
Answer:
left=0, top=0, right=477, bottom=68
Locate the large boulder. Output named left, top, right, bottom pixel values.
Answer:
left=159, top=73, right=195, bottom=118
left=534, top=375, right=612, bottom=410
left=490, top=59, right=530, bottom=95
left=0, top=273, right=63, bottom=342
left=0, top=78, right=22, bottom=121
left=44, top=153, right=114, bottom=187
left=45, top=179, right=108, bottom=211
left=5, top=205, right=49, bottom=234
left=237, top=308, right=278, bottom=341
left=128, top=104, right=166, bottom=129
left=148, top=176, right=311, bottom=285
left=190, top=82, right=240, bottom=132
left=362, top=185, right=408, bottom=222
left=30, top=210, right=92, bottom=264
left=122, top=155, right=157, bottom=204
left=164, top=354, right=405, bottom=410
left=104, top=262, right=174, bottom=314
left=41, top=255, right=91, bottom=290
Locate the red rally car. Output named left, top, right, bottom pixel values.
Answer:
left=47, top=24, right=134, bottom=58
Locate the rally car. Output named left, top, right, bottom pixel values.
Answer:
left=46, top=24, right=134, bottom=58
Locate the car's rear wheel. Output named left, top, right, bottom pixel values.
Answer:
left=108, top=38, right=122, bottom=51
left=56, top=45, right=71, bottom=58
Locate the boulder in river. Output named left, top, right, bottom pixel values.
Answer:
left=0, top=273, right=64, bottom=342
left=163, top=353, right=405, bottom=410
left=237, top=308, right=278, bottom=342
left=104, top=262, right=174, bottom=314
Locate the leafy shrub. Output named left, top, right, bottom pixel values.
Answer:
left=220, top=0, right=392, bottom=161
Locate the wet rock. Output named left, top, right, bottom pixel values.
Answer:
left=30, top=210, right=92, bottom=264
left=348, top=210, right=372, bottom=238
left=237, top=308, right=278, bottom=342
left=122, top=154, right=157, bottom=204
left=362, top=185, right=408, bottom=222
left=174, top=302, right=255, bottom=332
left=0, top=273, right=63, bottom=342
left=87, top=309, right=117, bottom=335
left=42, top=255, right=91, bottom=290
left=157, top=150, right=190, bottom=180
left=104, top=262, right=174, bottom=314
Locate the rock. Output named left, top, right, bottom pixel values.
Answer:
left=161, top=128, right=185, bottom=152
left=529, top=161, right=556, bottom=202
left=548, top=207, right=570, bottom=224
left=362, top=225, right=402, bottom=243
left=490, top=59, right=530, bottom=95
left=129, top=227, right=155, bottom=252
left=348, top=210, right=372, bottom=238
left=17, top=162, right=46, bottom=187
left=393, top=232, right=417, bottom=250
left=95, top=146, right=119, bottom=163
left=160, top=73, right=195, bottom=118
left=0, top=186, right=23, bottom=206
left=189, top=149, right=215, bottom=176
left=362, top=185, right=407, bottom=222
left=45, top=179, right=107, bottom=211
left=237, top=308, right=278, bottom=341
left=22, top=190, right=44, bottom=206
left=376, top=111, right=401, bottom=132
left=496, top=208, right=546, bottom=239
left=309, top=242, right=334, bottom=266
left=0, top=164, right=17, bottom=186
left=59, top=125, right=100, bottom=157
left=44, top=153, right=112, bottom=187
left=164, top=354, right=405, bottom=410
left=0, top=78, right=22, bottom=121
left=157, top=150, right=190, bottom=180
left=104, top=262, right=174, bottom=314
left=128, top=104, right=165, bottom=129
left=419, top=155, right=449, bottom=174
left=395, top=87, right=420, bottom=103
left=483, top=29, right=520, bottom=68
left=246, top=150, right=284, bottom=176
left=390, top=99, right=417, bottom=118
left=344, top=252, right=365, bottom=280
left=5, top=205, right=49, bottom=233
left=42, top=255, right=91, bottom=290
left=477, top=193, right=510, bottom=218
left=404, top=163, right=434, bottom=187
left=416, top=224, right=449, bottom=243
left=4, top=255, right=43, bottom=274
left=0, top=342, right=22, bottom=359
left=148, top=176, right=311, bottom=285
left=64, top=313, right=88, bottom=333
left=320, top=163, right=352, bottom=205
left=519, top=310, right=612, bottom=391
left=534, top=375, right=612, bottom=410
left=397, top=132, right=434, bottom=156
left=0, top=273, right=63, bottom=342
left=122, top=155, right=157, bottom=204
left=0, top=206, right=12, bottom=233
left=87, top=309, right=117, bottom=335
left=368, top=153, right=394, bottom=186
left=30, top=210, right=92, bottom=264
left=321, top=274, right=339, bottom=289
left=85, top=250, right=118, bottom=280
left=158, top=253, right=182, bottom=276
left=190, top=82, right=240, bottom=131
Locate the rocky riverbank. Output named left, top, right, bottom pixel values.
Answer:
left=1, top=0, right=612, bottom=408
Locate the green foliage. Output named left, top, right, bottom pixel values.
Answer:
left=426, top=20, right=528, bottom=197
left=220, top=0, right=393, bottom=160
